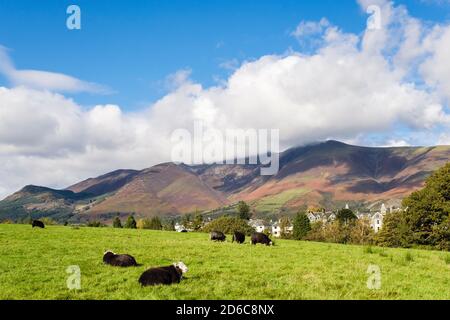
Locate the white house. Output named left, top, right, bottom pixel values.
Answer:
left=370, top=212, right=384, bottom=232
left=174, top=223, right=186, bottom=232
left=358, top=203, right=389, bottom=233
left=271, top=220, right=293, bottom=238
left=248, top=219, right=268, bottom=233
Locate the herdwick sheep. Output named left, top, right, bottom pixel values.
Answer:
left=103, top=251, right=138, bottom=267
left=32, top=220, right=45, bottom=228
left=251, top=232, right=274, bottom=246
left=232, top=231, right=245, bottom=244
left=138, top=262, right=188, bottom=286
left=210, top=231, right=226, bottom=242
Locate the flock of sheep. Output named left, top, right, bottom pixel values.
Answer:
left=31, top=219, right=274, bottom=286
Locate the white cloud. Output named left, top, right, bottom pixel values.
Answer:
left=438, top=133, right=450, bottom=145
left=420, top=25, right=450, bottom=101
left=0, top=46, right=109, bottom=94
left=291, top=18, right=330, bottom=39
left=382, top=139, right=410, bottom=147
left=0, top=0, right=449, bottom=199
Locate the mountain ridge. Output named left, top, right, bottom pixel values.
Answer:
left=1, top=140, right=449, bottom=222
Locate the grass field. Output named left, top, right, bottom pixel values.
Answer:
left=0, top=224, right=449, bottom=300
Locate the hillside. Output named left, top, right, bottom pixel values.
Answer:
left=0, top=224, right=449, bottom=299
left=0, top=140, right=449, bottom=222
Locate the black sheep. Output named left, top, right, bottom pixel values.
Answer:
left=232, top=231, right=245, bottom=244
left=32, top=220, right=45, bottom=228
left=138, top=262, right=188, bottom=286
left=210, top=231, right=226, bottom=242
left=103, top=251, right=138, bottom=267
left=251, top=232, right=274, bottom=246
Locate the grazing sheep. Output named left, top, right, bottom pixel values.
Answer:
left=251, top=232, right=274, bottom=246
left=210, top=231, right=226, bottom=242
left=138, top=262, right=188, bottom=286
left=32, top=220, right=45, bottom=228
left=103, top=251, right=138, bottom=267
left=232, top=231, right=245, bottom=244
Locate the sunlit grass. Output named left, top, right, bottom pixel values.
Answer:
left=0, top=224, right=448, bottom=300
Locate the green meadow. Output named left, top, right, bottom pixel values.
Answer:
left=0, top=224, right=449, bottom=300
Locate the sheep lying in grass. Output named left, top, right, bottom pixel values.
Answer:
left=138, top=262, right=188, bottom=286
left=103, top=251, right=138, bottom=267
left=32, top=220, right=45, bottom=228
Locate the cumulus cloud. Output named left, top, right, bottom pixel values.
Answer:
left=0, top=46, right=109, bottom=94
left=291, top=18, right=330, bottom=39
left=0, top=0, right=450, bottom=199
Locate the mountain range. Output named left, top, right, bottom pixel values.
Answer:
left=1, top=140, right=449, bottom=222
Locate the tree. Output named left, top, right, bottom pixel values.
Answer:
left=401, top=162, right=450, bottom=249
left=124, top=215, right=137, bottom=229
left=349, top=218, right=374, bottom=245
left=305, top=221, right=325, bottom=242
left=136, top=217, right=162, bottom=230
left=202, top=216, right=255, bottom=235
left=375, top=211, right=412, bottom=248
left=336, top=208, right=357, bottom=224
left=136, top=218, right=148, bottom=229
left=113, top=216, right=122, bottom=228
left=292, top=211, right=311, bottom=240
left=149, top=217, right=162, bottom=230
left=237, top=201, right=251, bottom=220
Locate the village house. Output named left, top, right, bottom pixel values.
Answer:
left=356, top=204, right=387, bottom=232
left=307, top=211, right=337, bottom=224
left=248, top=219, right=269, bottom=233
left=306, top=203, right=399, bottom=233
left=356, top=203, right=403, bottom=233
left=271, top=220, right=294, bottom=238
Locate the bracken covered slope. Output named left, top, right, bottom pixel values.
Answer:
left=1, top=141, right=449, bottom=222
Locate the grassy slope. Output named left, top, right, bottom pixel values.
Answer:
left=0, top=224, right=449, bottom=300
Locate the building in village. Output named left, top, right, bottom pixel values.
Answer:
left=307, top=211, right=337, bottom=224
left=248, top=219, right=269, bottom=233
left=271, top=220, right=294, bottom=238
left=306, top=203, right=398, bottom=233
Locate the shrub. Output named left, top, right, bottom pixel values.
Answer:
left=202, top=217, right=255, bottom=235
left=305, top=221, right=325, bottom=242
left=124, top=215, right=137, bottom=229
left=349, top=218, right=374, bottom=245
left=137, top=217, right=162, bottom=230
left=113, top=216, right=122, bottom=228
left=87, top=220, right=104, bottom=227
left=305, top=221, right=352, bottom=244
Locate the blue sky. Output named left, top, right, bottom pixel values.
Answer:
left=1, top=0, right=449, bottom=110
